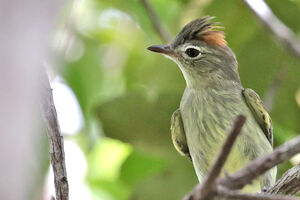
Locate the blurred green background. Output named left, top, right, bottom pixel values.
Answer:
left=49, top=0, right=300, bottom=199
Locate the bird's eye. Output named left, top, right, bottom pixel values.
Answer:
left=185, top=48, right=200, bottom=58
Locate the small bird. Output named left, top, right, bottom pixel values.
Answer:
left=148, top=16, right=276, bottom=192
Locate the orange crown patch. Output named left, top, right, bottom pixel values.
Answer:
left=172, top=16, right=227, bottom=47
left=197, top=30, right=227, bottom=47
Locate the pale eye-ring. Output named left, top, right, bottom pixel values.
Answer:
left=185, top=48, right=200, bottom=58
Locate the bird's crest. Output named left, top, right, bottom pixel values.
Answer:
left=173, top=16, right=227, bottom=47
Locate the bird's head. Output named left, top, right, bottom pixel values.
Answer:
left=148, top=16, right=241, bottom=88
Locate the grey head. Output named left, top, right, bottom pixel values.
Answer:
left=148, top=16, right=241, bottom=89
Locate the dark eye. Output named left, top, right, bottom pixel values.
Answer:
left=185, top=48, right=200, bottom=58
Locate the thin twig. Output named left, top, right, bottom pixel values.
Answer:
left=218, top=135, right=300, bottom=190
left=40, top=70, right=69, bottom=200
left=140, top=0, right=172, bottom=43
left=217, top=186, right=299, bottom=200
left=263, top=66, right=286, bottom=112
left=244, top=0, right=300, bottom=61
left=183, top=115, right=246, bottom=200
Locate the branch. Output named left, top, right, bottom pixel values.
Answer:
left=268, top=164, right=300, bottom=195
left=183, top=115, right=246, bottom=200
left=140, top=0, right=172, bottom=43
left=183, top=121, right=300, bottom=199
left=244, top=0, right=300, bottom=61
left=219, top=135, right=300, bottom=190
left=40, top=70, right=69, bottom=200
left=217, top=186, right=299, bottom=200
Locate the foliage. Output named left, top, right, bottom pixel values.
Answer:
left=57, top=0, right=300, bottom=199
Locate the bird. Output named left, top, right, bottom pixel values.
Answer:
left=147, top=16, right=276, bottom=192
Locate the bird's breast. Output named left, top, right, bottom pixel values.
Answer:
left=179, top=88, right=272, bottom=183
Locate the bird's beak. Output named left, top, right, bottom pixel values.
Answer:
left=147, top=45, right=174, bottom=56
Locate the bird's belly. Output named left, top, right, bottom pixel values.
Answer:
left=180, top=92, right=274, bottom=191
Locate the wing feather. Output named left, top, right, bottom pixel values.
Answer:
left=170, top=109, right=191, bottom=160
left=242, top=88, right=273, bottom=146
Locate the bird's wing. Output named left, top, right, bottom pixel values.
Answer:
left=170, top=109, right=191, bottom=160
left=242, top=88, right=273, bottom=146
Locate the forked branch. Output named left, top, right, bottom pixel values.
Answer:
left=184, top=121, right=300, bottom=200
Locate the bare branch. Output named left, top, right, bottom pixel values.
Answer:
left=219, top=135, right=300, bottom=190
left=140, top=0, right=172, bottom=43
left=268, top=164, right=300, bottom=195
left=182, top=119, right=300, bottom=199
left=183, top=115, right=246, bottom=200
left=40, top=70, right=69, bottom=200
left=244, top=0, right=300, bottom=61
left=217, top=186, right=299, bottom=200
